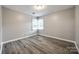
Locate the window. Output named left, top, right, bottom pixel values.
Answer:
left=32, top=18, right=44, bottom=30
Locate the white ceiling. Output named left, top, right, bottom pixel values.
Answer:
left=3, top=5, right=74, bottom=17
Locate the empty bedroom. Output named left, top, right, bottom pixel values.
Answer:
left=0, top=5, right=79, bottom=54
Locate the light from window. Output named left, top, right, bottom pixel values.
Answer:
left=32, top=18, right=44, bottom=30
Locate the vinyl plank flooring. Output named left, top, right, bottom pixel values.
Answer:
left=2, top=35, right=78, bottom=54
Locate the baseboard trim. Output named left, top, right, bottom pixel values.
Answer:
left=40, top=34, right=75, bottom=43
left=74, top=42, right=79, bottom=53
left=39, top=34, right=79, bottom=53
left=1, top=34, right=36, bottom=45
left=1, top=34, right=79, bottom=53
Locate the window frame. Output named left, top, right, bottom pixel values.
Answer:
left=32, top=17, right=44, bottom=31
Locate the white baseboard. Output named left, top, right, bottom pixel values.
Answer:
left=74, top=42, right=79, bottom=53
left=40, top=34, right=75, bottom=43
left=1, top=34, right=36, bottom=45
left=39, top=34, right=79, bottom=53
left=1, top=33, right=79, bottom=53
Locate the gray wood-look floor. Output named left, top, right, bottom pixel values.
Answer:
left=2, top=35, right=78, bottom=54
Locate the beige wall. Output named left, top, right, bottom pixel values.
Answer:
left=0, top=6, right=2, bottom=52
left=75, top=6, right=79, bottom=49
left=1, top=6, right=79, bottom=51
left=2, top=7, right=34, bottom=42
left=40, top=8, right=75, bottom=41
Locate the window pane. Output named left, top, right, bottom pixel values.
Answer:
left=32, top=18, right=44, bottom=30
left=32, top=19, right=38, bottom=30
left=38, top=19, right=43, bottom=30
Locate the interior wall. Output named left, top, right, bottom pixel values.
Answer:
left=2, top=7, right=35, bottom=42
left=40, top=8, right=75, bottom=41
left=0, top=6, right=2, bottom=52
left=75, top=6, right=79, bottom=50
